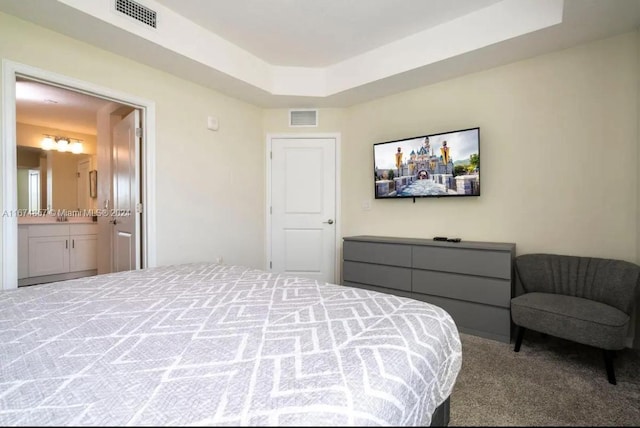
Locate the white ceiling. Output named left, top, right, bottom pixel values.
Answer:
left=154, top=0, right=503, bottom=67
left=15, top=79, right=111, bottom=135
left=1, top=0, right=640, bottom=107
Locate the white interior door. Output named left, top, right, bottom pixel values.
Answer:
left=112, top=109, right=140, bottom=272
left=270, top=137, right=336, bottom=283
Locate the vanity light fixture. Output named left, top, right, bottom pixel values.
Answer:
left=41, top=136, right=56, bottom=151
left=40, top=135, right=84, bottom=154
left=70, top=141, right=83, bottom=154
left=56, top=138, right=69, bottom=152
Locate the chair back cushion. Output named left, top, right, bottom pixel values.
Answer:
left=515, top=253, right=640, bottom=314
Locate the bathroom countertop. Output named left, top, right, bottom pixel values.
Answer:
left=18, top=217, right=97, bottom=225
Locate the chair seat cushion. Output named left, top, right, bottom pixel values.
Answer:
left=511, top=292, right=630, bottom=350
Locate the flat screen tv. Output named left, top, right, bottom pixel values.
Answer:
left=373, top=127, right=480, bottom=199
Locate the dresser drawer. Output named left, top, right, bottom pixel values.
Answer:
left=412, top=246, right=511, bottom=279
left=413, top=270, right=512, bottom=308
left=412, top=293, right=511, bottom=342
left=343, top=281, right=412, bottom=299
left=343, top=240, right=411, bottom=267
left=343, top=261, right=411, bottom=292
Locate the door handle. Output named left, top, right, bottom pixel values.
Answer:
left=323, top=219, right=334, bottom=224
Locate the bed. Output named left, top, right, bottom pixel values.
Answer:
left=0, top=262, right=462, bottom=426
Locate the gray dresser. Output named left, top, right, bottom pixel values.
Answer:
left=342, top=235, right=516, bottom=343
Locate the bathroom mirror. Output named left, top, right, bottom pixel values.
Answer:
left=17, top=145, right=94, bottom=212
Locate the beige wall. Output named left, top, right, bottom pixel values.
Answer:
left=342, top=31, right=638, bottom=263
left=0, top=12, right=265, bottom=276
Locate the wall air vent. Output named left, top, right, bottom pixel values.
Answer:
left=115, top=0, right=157, bottom=28
left=289, top=109, right=318, bottom=127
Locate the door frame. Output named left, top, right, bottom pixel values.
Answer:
left=265, top=133, right=341, bottom=284
left=1, top=59, right=157, bottom=290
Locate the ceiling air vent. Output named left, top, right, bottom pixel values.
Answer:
left=289, top=109, right=318, bottom=127
left=115, top=0, right=157, bottom=28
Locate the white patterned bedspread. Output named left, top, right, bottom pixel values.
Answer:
left=0, top=263, right=462, bottom=426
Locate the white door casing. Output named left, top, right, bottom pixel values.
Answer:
left=268, top=135, right=340, bottom=284
left=111, top=110, right=140, bottom=272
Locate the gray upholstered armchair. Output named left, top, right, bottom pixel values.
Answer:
left=511, top=253, right=640, bottom=385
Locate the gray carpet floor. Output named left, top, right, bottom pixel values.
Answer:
left=449, top=331, right=640, bottom=426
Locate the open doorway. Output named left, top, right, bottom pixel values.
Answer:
left=2, top=60, right=157, bottom=290
left=15, top=77, right=141, bottom=286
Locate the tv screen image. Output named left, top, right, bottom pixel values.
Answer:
left=373, top=127, right=480, bottom=199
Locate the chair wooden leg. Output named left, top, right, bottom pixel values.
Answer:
left=603, top=350, right=617, bottom=385
left=514, top=326, right=525, bottom=352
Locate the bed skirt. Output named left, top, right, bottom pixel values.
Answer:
left=430, top=396, right=450, bottom=427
